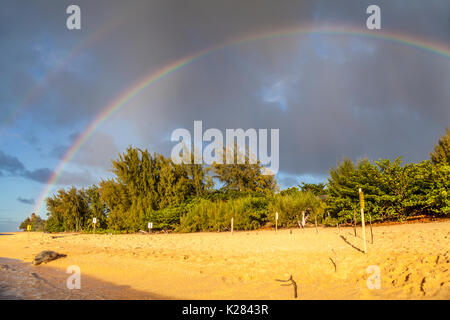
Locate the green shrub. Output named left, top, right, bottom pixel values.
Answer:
left=178, top=196, right=269, bottom=232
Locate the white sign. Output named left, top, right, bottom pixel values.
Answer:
left=275, top=212, right=279, bottom=220
left=93, top=218, right=97, bottom=224
left=148, top=222, right=153, bottom=229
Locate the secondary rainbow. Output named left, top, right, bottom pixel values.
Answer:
left=32, top=25, right=450, bottom=214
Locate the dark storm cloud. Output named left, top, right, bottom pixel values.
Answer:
left=2, top=0, right=449, bottom=186
left=22, top=168, right=53, bottom=184
left=122, top=32, right=449, bottom=176
left=0, top=150, right=25, bottom=174
left=0, top=150, right=96, bottom=186
left=0, top=151, right=53, bottom=183
left=108, top=0, right=449, bottom=179
left=17, top=197, right=35, bottom=205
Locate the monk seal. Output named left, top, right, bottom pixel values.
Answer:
left=32, top=250, right=67, bottom=265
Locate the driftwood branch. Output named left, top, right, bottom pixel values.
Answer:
left=276, top=275, right=298, bottom=298
left=329, top=249, right=337, bottom=272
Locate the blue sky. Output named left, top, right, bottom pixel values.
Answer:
left=1, top=0, right=449, bottom=231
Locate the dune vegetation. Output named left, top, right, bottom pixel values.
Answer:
left=21, top=129, right=449, bottom=233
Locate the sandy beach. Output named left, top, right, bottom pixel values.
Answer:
left=0, top=220, right=449, bottom=300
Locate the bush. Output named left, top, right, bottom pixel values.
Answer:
left=326, top=157, right=450, bottom=223
left=268, top=191, right=325, bottom=227
left=177, top=196, right=269, bottom=232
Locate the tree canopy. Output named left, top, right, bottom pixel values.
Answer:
left=430, top=128, right=450, bottom=165
left=33, top=128, right=449, bottom=233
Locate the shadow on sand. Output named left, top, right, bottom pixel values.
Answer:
left=0, top=257, right=172, bottom=300
left=339, top=235, right=365, bottom=254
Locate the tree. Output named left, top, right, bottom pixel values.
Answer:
left=86, top=185, right=107, bottom=229
left=19, top=213, right=45, bottom=231
left=45, top=187, right=90, bottom=232
left=212, top=144, right=278, bottom=195
left=99, top=179, right=130, bottom=230
left=430, top=128, right=450, bottom=165
left=299, top=182, right=327, bottom=195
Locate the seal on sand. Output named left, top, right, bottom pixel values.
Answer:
left=32, top=250, right=67, bottom=265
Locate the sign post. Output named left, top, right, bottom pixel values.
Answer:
left=148, top=222, right=153, bottom=234
left=93, top=217, right=97, bottom=234
left=275, top=211, right=279, bottom=231
left=359, top=188, right=367, bottom=254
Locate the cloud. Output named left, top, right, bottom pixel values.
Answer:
left=0, top=150, right=25, bottom=174
left=17, top=197, right=35, bottom=205
left=56, top=169, right=98, bottom=186
left=0, top=149, right=96, bottom=186
left=52, top=132, right=119, bottom=169
left=260, top=79, right=290, bottom=111
left=74, top=132, right=119, bottom=168
left=22, top=168, right=53, bottom=184
left=1, top=0, right=449, bottom=192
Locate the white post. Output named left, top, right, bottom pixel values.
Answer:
left=93, top=217, right=97, bottom=234
left=301, top=211, right=305, bottom=228
left=231, top=217, right=234, bottom=235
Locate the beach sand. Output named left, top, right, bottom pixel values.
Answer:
left=0, top=220, right=449, bottom=299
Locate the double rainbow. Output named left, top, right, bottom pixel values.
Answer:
left=32, top=25, right=450, bottom=214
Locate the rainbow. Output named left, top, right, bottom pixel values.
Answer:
left=32, top=25, right=450, bottom=214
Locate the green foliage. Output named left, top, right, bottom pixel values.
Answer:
left=19, top=213, right=45, bottom=231
left=430, top=128, right=450, bottom=165
left=41, top=129, right=449, bottom=233
left=326, top=157, right=450, bottom=223
left=268, top=191, right=325, bottom=227
left=212, top=144, right=278, bottom=194
left=45, top=187, right=90, bottom=232
left=45, top=147, right=215, bottom=232
left=86, top=185, right=107, bottom=229
left=178, top=196, right=270, bottom=232
left=298, top=182, right=327, bottom=196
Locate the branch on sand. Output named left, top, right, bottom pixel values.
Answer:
left=276, top=275, right=298, bottom=298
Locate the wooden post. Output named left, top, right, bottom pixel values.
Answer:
left=275, top=212, right=278, bottom=231
left=231, top=217, right=234, bottom=235
left=369, top=214, right=373, bottom=244
left=315, top=215, right=318, bottom=234
left=359, top=188, right=367, bottom=254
